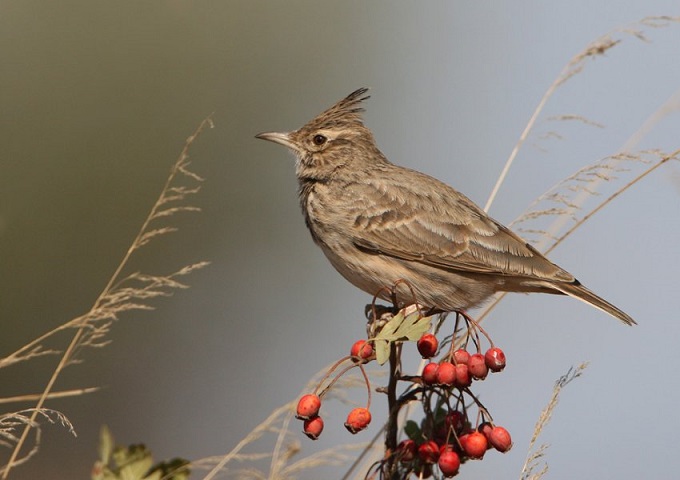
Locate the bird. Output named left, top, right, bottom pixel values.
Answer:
left=255, top=88, right=635, bottom=326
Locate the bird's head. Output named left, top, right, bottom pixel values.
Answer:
left=256, top=88, right=384, bottom=181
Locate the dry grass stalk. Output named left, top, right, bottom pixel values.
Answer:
left=199, top=367, right=378, bottom=480
left=0, top=388, right=100, bottom=405
left=520, top=363, right=589, bottom=480
left=484, top=15, right=680, bottom=213
left=0, top=116, right=213, bottom=478
left=0, top=408, right=74, bottom=476
left=479, top=147, right=679, bottom=322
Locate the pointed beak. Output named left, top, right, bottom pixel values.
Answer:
left=255, top=131, right=299, bottom=152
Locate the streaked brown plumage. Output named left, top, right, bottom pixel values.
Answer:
left=256, top=88, right=635, bottom=326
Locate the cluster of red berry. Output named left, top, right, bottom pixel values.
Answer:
left=396, top=417, right=512, bottom=478
left=391, top=318, right=512, bottom=478
left=295, top=307, right=512, bottom=479
left=295, top=339, right=375, bottom=440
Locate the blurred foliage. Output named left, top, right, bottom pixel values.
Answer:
left=92, top=426, right=190, bottom=480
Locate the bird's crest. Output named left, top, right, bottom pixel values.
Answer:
left=303, top=87, right=370, bottom=131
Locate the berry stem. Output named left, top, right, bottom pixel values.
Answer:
left=318, top=360, right=366, bottom=398
left=313, top=356, right=353, bottom=396
left=357, top=363, right=372, bottom=410
left=459, top=310, right=495, bottom=348
left=462, top=387, right=493, bottom=421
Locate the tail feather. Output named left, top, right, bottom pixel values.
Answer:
left=551, top=281, right=636, bottom=326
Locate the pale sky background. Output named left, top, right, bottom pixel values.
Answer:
left=1, top=2, right=680, bottom=479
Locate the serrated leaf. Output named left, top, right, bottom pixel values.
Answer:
left=375, top=310, right=405, bottom=339
left=393, top=311, right=432, bottom=341
left=372, top=311, right=432, bottom=365
left=375, top=311, right=431, bottom=343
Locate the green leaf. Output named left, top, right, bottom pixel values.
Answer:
left=372, top=310, right=432, bottom=365
left=112, top=444, right=154, bottom=480
left=99, top=425, right=114, bottom=465
left=375, top=339, right=390, bottom=365
left=119, top=455, right=153, bottom=480
left=433, top=406, right=448, bottom=425
left=376, top=310, right=405, bottom=339
left=393, top=311, right=432, bottom=341
left=93, top=427, right=189, bottom=480
left=147, top=459, right=191, bottom=480
left=404, top=420, right=421, bottom=441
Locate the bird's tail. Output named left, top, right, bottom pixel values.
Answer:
left=551, top=281, right=636, bottom=326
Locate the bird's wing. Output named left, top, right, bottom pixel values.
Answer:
left=344, top=172, right=575, bottom=283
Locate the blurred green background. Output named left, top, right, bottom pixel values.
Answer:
left=1, top=1, right=679, bottom=478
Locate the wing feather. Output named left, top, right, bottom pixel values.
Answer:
left=343, top=171, right=574, bottom=283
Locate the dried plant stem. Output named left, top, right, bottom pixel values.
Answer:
left=543, top=86, right=680, bottom=245
left=340, top=426, right=384, bottom=480
left=545, top=89, right=680, bottom=253
left=268, top=399, right=296, bottom=480
left=0, top=387, right=100, bottom=405
left=484, top=80, right=557, bottom=213
left=0, top=321, right=74, bottom=370
left=484, top=17, right=679, bottom=214
left=2, top=116, right=213, bottom=479
left=2, top=331, right=82, bottom=479
left=544, top=148, right=679, bottom=257
left=520, top=363, right=589, bottom=480
left=478, top=149, right=680, bottom=324
left=202, top=403, right=293, bottom=480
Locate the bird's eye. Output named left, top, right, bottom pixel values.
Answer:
left=312, top=134, right=327, bottom=146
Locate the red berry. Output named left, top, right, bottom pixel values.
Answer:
left=445, top=411, right=466, bottom=434
left=453, top=349, right=470, bottom=365
left=397, top=439, right=417, bottom=463
left=344, top=407, right=371, bottom=434
left=350, top=340, right=374, bottom=362
left=438, top=450, right=461, bottom=477
left=436, top=362, right=456, bottom=385
left=454, top=363, right=472, bottom=388
left=417, top=440, right=440, bottom=464
left=417, top=333, right=439, bottom=358
left=439, top=443, right=454, bottom=456
left=422, top=362, right=439, bottom=385
left=488, top=426, right=513, bottom=452
left=484, top=347, right=506, bottom=372
left=296, top=394, right=321, bottom=420
left=468, top=353, right=489, bottom=380
left=303, top=416, right=324, bottom=440
left=459, top=431, right=488, bottom=459
left=477, top=421, right=494, bottom=441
